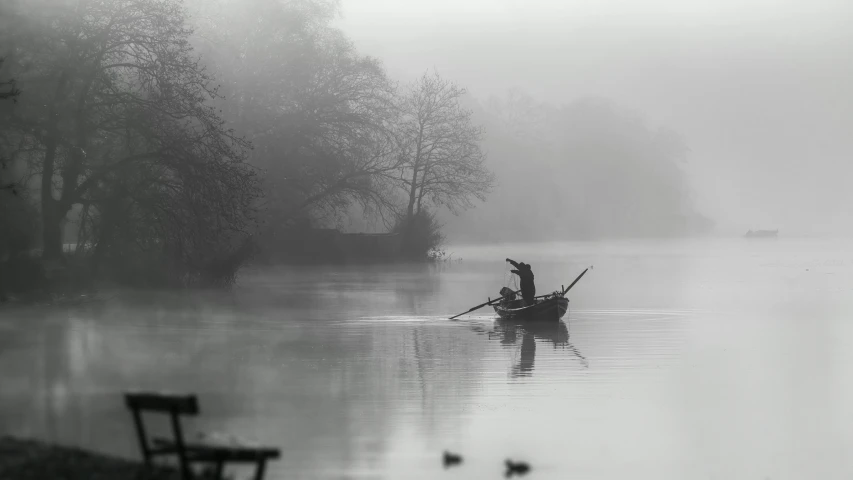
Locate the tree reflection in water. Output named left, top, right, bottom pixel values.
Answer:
left=488, top=319, right=589, bottom=376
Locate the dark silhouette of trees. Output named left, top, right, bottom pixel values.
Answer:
left=0, top=58, right=19, bottom=101
left=2, top=0, right=260, bottom=284
left=0, top=57, right=21, bottom=195
left=193, top=0, right=403, bottom=234
left=0, top=0, right=501, bottom=283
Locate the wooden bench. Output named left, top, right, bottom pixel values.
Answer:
left=124, top=392, right=280, bottom=480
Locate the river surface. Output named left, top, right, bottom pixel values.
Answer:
left=2, top=238, right=853, bottom=480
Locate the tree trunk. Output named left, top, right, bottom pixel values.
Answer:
left=40, top=70, right=70, bottom=263
left=406, top=169, right=418, bottom=219
left=406, top=125, right=425, bottom=219
left=415, top=166, right=428, bottom=215
left=41, top=136, right=66, bottom=262
left=41, top=205, right=64, bottom=262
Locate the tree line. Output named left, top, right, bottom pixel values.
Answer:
left=0, top=0, right=493, bottom=296
left=438, top=90, right=714, bottom=242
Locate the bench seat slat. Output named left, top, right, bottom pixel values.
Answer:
left=152, top=437, right=281, bottom=461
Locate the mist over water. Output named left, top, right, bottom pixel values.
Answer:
left=337, top=0, right=853, bottom=237
left=3, top=238, right=853, bottom=479
left=2, top=0, right=853, bottom=478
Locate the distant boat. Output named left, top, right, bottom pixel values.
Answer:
left=744, top=229, right=778, bottom=238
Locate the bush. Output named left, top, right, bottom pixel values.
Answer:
left=0, top=253, right=46, bottom=301
left=393, top=209, right=445, bottom=261
left=0, top=191, right=39, bottom=259
left=93, top=234, right=257, bottom=290
left=180, top=235, right=258, bottom=288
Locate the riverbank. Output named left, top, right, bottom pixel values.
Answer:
left=0, top=437, right=181, bottom=480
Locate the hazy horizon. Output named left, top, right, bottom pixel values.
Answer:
left=335, top=0, right=853, bottom=237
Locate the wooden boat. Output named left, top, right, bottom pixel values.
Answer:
left=744, top=229, right=778, bottom=238
left=493, top=292, right=569, bottom=321
left=449, top=267, right=588, bottom=322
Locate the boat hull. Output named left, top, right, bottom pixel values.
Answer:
left=493, top=296, right=569, bottom=321
left=744, top=229, right=778, bottom=238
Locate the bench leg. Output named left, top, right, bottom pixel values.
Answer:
left=213, top=459, right=225, bottom=480
left=253, top=459, right=268, bottom=480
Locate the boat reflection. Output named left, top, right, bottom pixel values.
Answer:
left=488, top=318, right=589, bottom=376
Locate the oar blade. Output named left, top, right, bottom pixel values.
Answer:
left=562, top=267, right=591, bottom=295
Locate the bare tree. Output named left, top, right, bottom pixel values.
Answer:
left=396, top=70, right=493, bottom=220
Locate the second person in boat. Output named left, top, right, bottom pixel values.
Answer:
left=506, top=258, right=536, bottom=306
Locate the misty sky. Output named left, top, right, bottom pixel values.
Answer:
left=336, top=0, right=853, bottom=235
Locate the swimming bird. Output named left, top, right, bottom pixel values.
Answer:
left=505, top=459, right=530, bottom=477
left=443, top=450, right=463, bottom=467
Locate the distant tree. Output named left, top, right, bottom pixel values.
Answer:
left=441, top=91, right=713, bottom=242
left=395, top=70, right=493, bottom=220
left=485, top=87, right=547, bottom=145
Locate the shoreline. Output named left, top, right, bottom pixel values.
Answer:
left=0, top=436, right=182, bottom=480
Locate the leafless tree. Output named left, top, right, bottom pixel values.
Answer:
left=395, top=70, right=494, bottom=220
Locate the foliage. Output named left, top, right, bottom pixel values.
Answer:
left=392, top=209, right=445, bottom=261
left=0, top=0, right=500, bottom=288
left=1, top=0, right=261, bottom=285
left=193, top=0, right=402, bottom=231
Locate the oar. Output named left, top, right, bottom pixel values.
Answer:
left=449, top=288, right=521, bottom=320
left=561, top=266, right=591, bottom=295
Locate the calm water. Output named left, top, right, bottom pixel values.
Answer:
left=2, top=239, right=853, bottom=480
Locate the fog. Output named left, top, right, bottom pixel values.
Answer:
left=5, top=2, right=853, bottom=478
left=338, top=0, right=853, bottom=237
left=3, top=0, right=851, bottom=262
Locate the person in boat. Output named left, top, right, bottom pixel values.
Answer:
left=506, top=258, right=535, bottom=306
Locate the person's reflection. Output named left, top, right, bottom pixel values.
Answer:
left=489, top=319, right=588, bottom=377
left=511, top=332, right=536, bottom=377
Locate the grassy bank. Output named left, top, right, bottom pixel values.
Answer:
left=0, top=436, right=181, bottom=480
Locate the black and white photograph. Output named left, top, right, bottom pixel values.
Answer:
left=1, top=0, right=851, bottom=478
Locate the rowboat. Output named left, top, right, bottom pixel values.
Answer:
left=448, top=267, right=589, bottom=322
left=744, top=229, right=778, bottom=238
left=493, top=292, right=569, bottom=321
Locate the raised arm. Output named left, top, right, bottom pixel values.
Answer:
left=506, top=258, right=521, bottom=269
